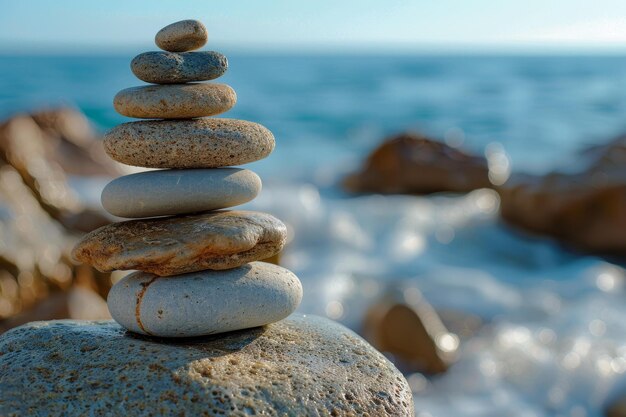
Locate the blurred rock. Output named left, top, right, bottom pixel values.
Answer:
left=438, top=309, right=484, bottom=341
left=344, top=132, right=491, bottom=194
left=0, top=287, right=110, bottom=333
left=499, top=135, right=626, bottom=254
left=0, top=108, right=118, bottom=332
left=606, top=396, right=626, bottom=417
left=31, top=108, right=122, bottom=177
left=0, top=108, right=121, bottom=233
left=362, top=283, right=459, bottom=374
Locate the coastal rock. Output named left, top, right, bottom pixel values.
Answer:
left=101, top=168, right=261, bottom=218
left=72, top=211, right=287, bottom=276
left=606, top=396, right=626, bottom=417
left=362, top=284, right=458, bottom=374
left=498, top=172, right=626, bottom=254
left=131, top=51, right=228, bottom=84
left=103, top=118, right=275, bottom=168
left=0, top=287, right=110, bottom=333
left=29, top=107, right=123, bottom=177
left=155, top=19, right=208, bottom=52
left=344, top=132, right=492, bottom=194
left=108, top=262, right=302, bottom=337
left=498, top=133, right=626, bottom=254
left=0, top=108, right=122, bottom=330
left=0, top=110, right=119, bottom=232
left=114, top=83, right=236, bottom=119
left=0, top=316, right=413, bottom=416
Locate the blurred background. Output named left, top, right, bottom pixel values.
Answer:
left=2, top=1, right=626, bottom=416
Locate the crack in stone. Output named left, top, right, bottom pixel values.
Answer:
left=135, top=276, right=159, bottom=335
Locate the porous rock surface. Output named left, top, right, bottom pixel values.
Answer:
left=131, top=51, right=228, bottom=84
left=0, top=316, right=414, bottom=416
left=103, top=118, right=275, bottom=169
left=113, top=83, right=236, bottom=119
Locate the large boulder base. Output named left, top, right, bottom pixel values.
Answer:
left=0, top=315, right=413, bottom=416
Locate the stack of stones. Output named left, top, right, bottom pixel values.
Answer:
left=72, top=19, right=303, bottom=337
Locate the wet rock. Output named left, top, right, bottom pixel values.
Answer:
left=498, top=135, right=626, bottom=254
left=114, top=83, right=236, bottom=119
left=72, top=211, right=287, bottom=276
left=362, top=283, right=459, bottom=374
left=0, top=316, right=414, bottom=416
left=131, top=51, right=228, bottom=84
left=344, top=132, right=492, bottom=194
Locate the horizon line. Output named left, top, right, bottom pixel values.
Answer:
left=3, top=40, right=626, bottom=56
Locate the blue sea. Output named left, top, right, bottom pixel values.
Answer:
left=2, top=53, right=626, bottom=416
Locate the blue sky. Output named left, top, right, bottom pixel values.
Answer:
left=2, top=0, right=626, bottom=53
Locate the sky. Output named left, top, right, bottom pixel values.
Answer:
left=2, top=0, right=626, bottom=53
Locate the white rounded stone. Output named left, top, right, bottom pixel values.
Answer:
left=107, top=262, right=303, bottom=337
left=101, top=168, right=261, bottom=218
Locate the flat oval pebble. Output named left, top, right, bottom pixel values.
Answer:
left=108, top=262, right=303, bottom=337
left=114, top=83, right=236, bottom=119
left=72, top=210, right=286, bottom=276
left=103, top=118, right=275, bottom=168
left=155, top=19, right=207, bottom=52
left=131, top=51, right=228, bottom=84
left=101, top=168, right=261, bottom=218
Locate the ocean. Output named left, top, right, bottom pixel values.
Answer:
left=2, top=53, right=626, bottom=416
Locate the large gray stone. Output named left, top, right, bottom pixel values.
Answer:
left=101, top=168, right=261, bottom=218
left=131, top=51, right=228, bottom=84
left=114, top=83, right=236, bottom=119
left=0, top=316, right=413, bottom=416
left=103, top=118, right=275, bottom=169
left=108, top=262, right=302, bottom=337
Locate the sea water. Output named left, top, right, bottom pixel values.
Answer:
left=2, top=53, right=626, bottom=416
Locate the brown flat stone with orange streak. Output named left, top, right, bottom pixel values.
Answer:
left=71, top=210, right=286, bottom=276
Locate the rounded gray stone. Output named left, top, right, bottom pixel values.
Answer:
left=131, top=51, right=228, bottom=84
left=155, top=19, right=207, bottom=52
left=0, top=316, right=414, bottom=416
left=101, top=168, right=261, bottom=218
left=113, top=83, right=236, bottom=119
left=103, top=118, right=275, bottom=169
left=108, top=262, right=303, bottom=337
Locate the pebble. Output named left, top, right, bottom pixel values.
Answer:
left=155, top=19, right=207, bottom=52
left=131, top=51, right=228, bottom=84
left=71, top=210, right=286, bottom=276
left=108, top=262, right=302, bottom=337
left=0, top=317, right=414, bottom=416
left=101, top=168, right=261, bottom=218
left=103, top=118, right=275, bottom=168
left=114, top=83, right=236, bottom=119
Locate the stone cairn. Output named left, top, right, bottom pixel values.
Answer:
left=72, top=20, right=303, bottom=337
